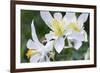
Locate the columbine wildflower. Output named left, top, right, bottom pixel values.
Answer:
left=40, top=11, right=72, bottom=53
left=64, top=13, right=88, bottom=49
left=26, top=20, right=54, bottom=62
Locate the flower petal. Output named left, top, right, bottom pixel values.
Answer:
left=73, top=40, right=82, bottom=50
left=84, top=48, right=90, bottom=60
left=67, top=32, right=84, bottom=41
left=64, top=30, right=72, bottom=36
left=78, top=13, right=88, bottom=27
left=26, top=39, right=43, bottom=51
left=45, top=31, right=54, bottom=41
left=84, top=30, right=88, bottom=42
left=31, top=20, right=39, bottom=42
left=39, top=55, right=50, bottom=62
left=45, top=55, right=50, bottom=62
left=54, top=13, right=62, bottom=20
left=44, top=41, right=54, bottom=52
left=54, top=37, right=65, bottom=53
left=45, top=31, right=56, bottom=41
left=27, top=39, right=37, bottom=49
left=63, top=12, right=77, bottom=24
left=40, top=11, right=53, bottom=29
left=30, top=54, right=40, bottom=63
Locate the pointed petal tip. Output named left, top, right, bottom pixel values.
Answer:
left=26, top=39, right=32, bottom=49
left=74, top=41, right=82, bottom=50
left=40, top=11, right=53, bottom=29
left=78, top=13, right=89, bottom=27
left=54, top=37, right=65, bottom=54
left=54, top=12, right=62, bottom=20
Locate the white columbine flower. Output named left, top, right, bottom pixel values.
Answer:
left=26, top=20, right=54, bottom=62
left=40, top=11, right=71, bottom=53
left=64, top=12, right=88, bottom=50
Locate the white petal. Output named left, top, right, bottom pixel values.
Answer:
left=39, top=58, right=45, bottom=62
left=45, top=31, right=54, bottom=41
left=73, top=40, right=82, bottom=50
left=31, top=20, right=45, bottom=49
left=39, top=55, right=50, bottom=62
left=38, top=54, right=46, bottom=62
left=44, top=41, right=54, bottom=52
left=27, top=39, right=37, bottom=49
left=68, top=32, right=84, bottom=41
left=54, top=37, right=65, bottom=53
left=78, top=13, right=89, bottom=27
left=63, top=12, right=77, bottom=23
left=54, top=13, right=62, bottom=20
left=40, top=11, right=53, bottom=29
left=45, top=31, right=57, bottom=41
left=64, top=30, right=72, bottom=36
left=45, top=55, right=50, bottom=62
left=26, top=39, right=43, bottom=51
left=84, top=30, right=88, bottom=42
left=31, top=20, right=40, bottom=42
left=30, top=54, right=40, bottom=63
left=84, top=49, right=90, bottom=60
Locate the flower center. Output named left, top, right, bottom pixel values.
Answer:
left=51, top=19, right=65, bottom=37
left=68, top=22, right=81, bottom=32
left=26, top=49, right=38, bottom=59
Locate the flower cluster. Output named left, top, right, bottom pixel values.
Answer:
left=26, top=11, right=89, bottom=62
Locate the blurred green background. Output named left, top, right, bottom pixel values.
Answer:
left=21, top=10, right=90, bottom=63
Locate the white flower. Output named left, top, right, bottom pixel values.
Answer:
left=26, top=20, right=54, bottom=62
left=40, top=11, right=71, bottom=53
left=64, top=13, right=88, bottom=50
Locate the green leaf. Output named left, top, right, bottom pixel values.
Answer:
left=21, top=48, right=29, bottom=63
left=54, top=48, right=73, bottom=61
left=72, top=42, right=89, bottom=60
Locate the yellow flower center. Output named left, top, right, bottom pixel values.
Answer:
left=68, top=22, right=81, bottom=32
left=26, top=49, right=38, bottom=59
left=51, top=19, right=65, bottom=37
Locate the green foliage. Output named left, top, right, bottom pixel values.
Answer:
left=54, top=48, right=73, bottom=61
left=54, top=42, right=89, bottom=61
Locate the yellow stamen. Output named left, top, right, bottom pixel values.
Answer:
left=26, top=49, right=38, bottom=59
left=51, top=19, right=65, bottom=37
left=68, top=23, right=80, bottom=32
